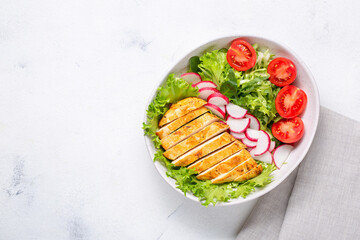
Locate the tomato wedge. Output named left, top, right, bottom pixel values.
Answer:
left=275, top=85, right=307, bottom=118
left=272, top=117, right=304, bottom=143
left=267, top=57, right=297, bottom=86
left=226, top=39, right=256, bottom=71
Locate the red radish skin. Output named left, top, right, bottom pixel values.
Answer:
left=245, top=113, right=261, bottom=130
left=226, top=117, right=250, bottom=133
left=273, top=144, right=294, bottom=169
left=252, top=130, right=271, bottom=156
left=192, top=81, right=217, bottom=89
left=245, top=129, right=260, bottom=141
left=226, top=103, right=248, bottom=119
left=207, top=92, right=230, bottom=106
left=241, top=137, right=257, bottom=148
left=198, top=87, right=219, bottom=101
left=204, top=103, right=226, bottom=119
left=250, top=150, right=273, bottom=164
left=180, top=72, right=202, bottom=84
left=218, top=105, right=226, bottom=113
left=269, top=141, right=276, bottom=152
left=230, top=131, right=246, bottom=139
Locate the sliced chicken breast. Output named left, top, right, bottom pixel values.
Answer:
left=172, top=132, right=235, bottom=167
left=163, top=122, right=229, bottom=160
left=187, top=140, right=246, bottom=173
left=161, top=113, right=219, bottom=150
left=156, top=107, right=208, bottom=139
left=234, top=164, right=263, bottom=182
left=196, top=149, right=252, bottom=180
left=211, top=158, right=258, bottom=184
left=159, top=97, right=207, bottom=127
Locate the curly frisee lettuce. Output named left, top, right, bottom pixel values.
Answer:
left=143, top=74, right=276, bottom=206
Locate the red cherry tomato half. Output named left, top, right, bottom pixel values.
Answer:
left=226, top=39, right=256, bottom=71
left=267, top=57, right=297, bottom=87
left=275, top=85, right=307, bottom=118
left=272, top=117, right=304, bottom=143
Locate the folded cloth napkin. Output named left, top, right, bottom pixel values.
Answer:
left=237, top=107, right=360, bottom=240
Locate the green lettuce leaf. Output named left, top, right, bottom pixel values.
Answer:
left=188, top=56, right=201, bottom=74
left=142, top=74, right=199, bottom=148
left=198, top=49, right=233, bottom=87
left=220, top=69, right=238, bottom=98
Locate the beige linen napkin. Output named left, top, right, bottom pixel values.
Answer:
left=237, top=107, right=360, bottom=239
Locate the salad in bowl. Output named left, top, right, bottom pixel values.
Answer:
left=143, top=36, right=319, bottom=206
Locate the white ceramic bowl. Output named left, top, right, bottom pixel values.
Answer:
left=144, top=35, right=320, bottom=206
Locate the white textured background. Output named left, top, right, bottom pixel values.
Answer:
left=0, top=0, right=359, bottom=239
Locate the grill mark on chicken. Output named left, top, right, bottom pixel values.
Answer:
left=160, top=113, right=219, bottom=150
left=172, top=132, right=236, bottom=167
left=159, top=97, right=207, bottom=127
left=187, top=140, right=246, bottom=173
left=163, top=122, right=228, bottom=160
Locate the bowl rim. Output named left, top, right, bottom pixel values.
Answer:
left=143, top=35, right=320, bottom=206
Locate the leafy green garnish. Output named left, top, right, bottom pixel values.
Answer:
left=142, top=74, right=198, bottom=148
left=220, top=69, right=238, bottom=98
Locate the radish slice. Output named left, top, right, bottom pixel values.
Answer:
left=230, top=132, right=245, bottom=139
left=218, top=120, right=227, bottom=125
left=269, top=141, right=276, bottom=152
left=245, top=129, right=260, bottom=141
left=204, top=103, right=226, bottom=119
left=250, top=150, right=273, bottom=164
left=226, top=103, right=247, bottom=119
left=207, top=92, right=230, bottom=106
left=227, top=117, right=250, bottom=133
left=198, top=87, right=219, bottom=101
left=181, top=72, right=202, bottom=84
left=241, top=137, right=257, bottom=148
left=192, top=81, right=217, bottom=89
left=273, top=144, right=294, bottom=169
left=218, top=105, right=225, bottom=113
left=245, top=113, right=260, bottom=130
left=252, top=130, right=271, bottom=156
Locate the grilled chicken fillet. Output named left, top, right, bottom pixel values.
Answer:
left=158, top=97, right=263, bottom=185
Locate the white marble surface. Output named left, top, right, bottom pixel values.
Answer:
left=1, top=0, right=360, bottom=239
